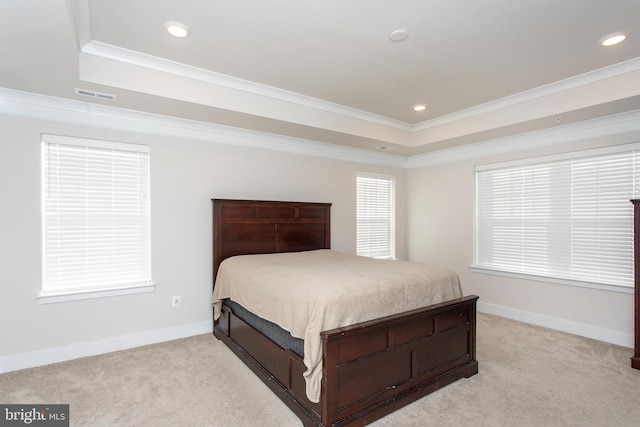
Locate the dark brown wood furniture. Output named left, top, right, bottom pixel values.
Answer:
left=632, top=199, right=640, bottom=369
left=212, top=199, right=479, bottom=426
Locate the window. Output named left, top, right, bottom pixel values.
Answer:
left=357, top=172, right=395, bottom=259
left=474, top=144, right=640, bottom=290
left=41, top=134, right=152, bottom=301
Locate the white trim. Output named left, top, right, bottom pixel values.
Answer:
left=474, top=141, right=640, bottom=171
left=470, top=266, right=633, bottom=295
left=38, top=284, right=155, bottom=304
left=0, top=87, right=407, bottom=169
left=407, top=108, right=640, bottom=168
left=0, top=320, right=212, bottom=374
left=70, top=0, right=92, bottom=50
left=478, top=301, right=633, bottom=348
left=41, top=133, right=150, bottom=153
left=3, top=87, right=640, bottom=170
left=355, top=170, right=397, bottom=180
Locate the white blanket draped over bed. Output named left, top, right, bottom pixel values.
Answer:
left=212, top=249, right=462, bottom=403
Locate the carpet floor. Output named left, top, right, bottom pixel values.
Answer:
left=2, top=313, right=640, bottom=426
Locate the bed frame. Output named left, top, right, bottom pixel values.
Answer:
left=212, top=199, right=478, bottom=426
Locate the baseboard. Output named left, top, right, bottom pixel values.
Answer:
left=478, top=301, right=633, bottom=348
left=0, top=320, right=213, bottom=374
left=2, top=307, right=631, bottom=374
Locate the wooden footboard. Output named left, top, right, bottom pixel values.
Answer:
left=214, top=295, right=478, bottom=427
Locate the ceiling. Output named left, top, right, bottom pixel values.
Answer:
left=2, top=0, right=640, bottom=157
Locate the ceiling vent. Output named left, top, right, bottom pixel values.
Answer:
left=74, top=88, right=116, bottom=101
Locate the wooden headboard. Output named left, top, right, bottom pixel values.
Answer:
left=212, top=199, right=332, bottom=287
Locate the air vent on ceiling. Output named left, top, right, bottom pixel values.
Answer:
left=74, top=88, right=116, bottom=101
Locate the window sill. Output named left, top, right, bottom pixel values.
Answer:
left=38, top=283, right=155, bottom=304
left=469, top=265, right=633, bottom=294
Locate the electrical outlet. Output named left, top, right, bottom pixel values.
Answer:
left=172, top=295, right=181, bottom=308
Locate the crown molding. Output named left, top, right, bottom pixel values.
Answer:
left=4, top=87, right=639, bottom=170
left=413, top=57, right=640, bottom=133
left=81, top=40, right=640, bottom=141
left=82, top=40, right=413, bottom=132
left=407, top=108, right=640, bottom=168
left=0, top=87, right=407, bottom=169
left=70, top=0, right=91, bottom=49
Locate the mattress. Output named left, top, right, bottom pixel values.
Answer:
left=223, top=299, right=304, bottom=357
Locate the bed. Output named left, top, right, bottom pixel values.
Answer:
left=211, top=199, right=478, bottom=426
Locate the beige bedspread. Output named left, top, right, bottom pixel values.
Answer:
left=212, top=249, right=462, bottom=403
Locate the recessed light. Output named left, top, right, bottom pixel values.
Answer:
left=165, top=21, right=191, bottom=38
left=377, top=145, right=394, bottom=151
left=389, top=29, right=409, bottom=42
left=600, top=32, right=627, bottom=46
left=413, top=104, right=426, bottom=112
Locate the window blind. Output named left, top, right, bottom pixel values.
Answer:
left=42, top=135, right=151, bottom=294
left=475, top=146, right=640, bottom=288
left=357, top=172, right=395, bottom=259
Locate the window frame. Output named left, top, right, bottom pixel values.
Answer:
left=472, top=143, right=640, bottom=294
left=356, top=171, right=396, bottom=259
left=39, top=134, right=153, bottom=304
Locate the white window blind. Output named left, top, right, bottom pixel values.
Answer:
left=357, top=172, right=395, bottom=259
left=42, top=135, right=151, bottom=295
left=475, top=145, right=640, bottom=288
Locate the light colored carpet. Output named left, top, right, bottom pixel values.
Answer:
left=2, top=313, right=640, bottom=426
